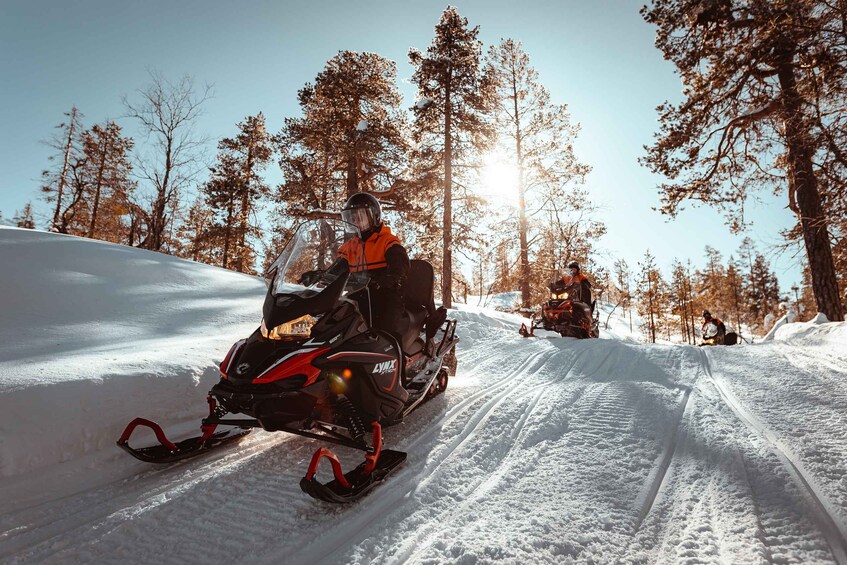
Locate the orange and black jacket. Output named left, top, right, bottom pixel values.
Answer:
left=338, top=224, right=410, bottom=289
left=550, top=273, right=592, bottom=305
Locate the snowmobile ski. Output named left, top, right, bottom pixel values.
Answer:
left=299, top=423, right=406, bottom=503
left=117, top=417, right=251, bottom=464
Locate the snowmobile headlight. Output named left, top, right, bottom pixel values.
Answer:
left=260, top=315, right=317, bottom=340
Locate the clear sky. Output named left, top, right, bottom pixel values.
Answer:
left=0, top=0, right=803, bottom=291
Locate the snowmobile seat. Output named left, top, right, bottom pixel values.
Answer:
left=401, top=260, right=437, bottom=354
left=405, top=260, right=437, bottom=316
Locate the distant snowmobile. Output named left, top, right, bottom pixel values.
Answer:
left=519, top=288, right=599, bottom=339
left=118, top=218, right=458, bottom=503
left=699, top=310, right=738, bottom=346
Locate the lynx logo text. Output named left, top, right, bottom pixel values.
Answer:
left=372, top=360, right=397, bottom=374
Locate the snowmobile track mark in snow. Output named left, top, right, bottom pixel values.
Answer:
left=287, top=344, right=586, bottom=565
left=392, top=350, right=594, bottom=565
left=702, top=349, right=847, bottom=564
left=633, top=385, right=692, bottom=531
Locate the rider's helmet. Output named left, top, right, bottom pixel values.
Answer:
left=567, top=260, right=580, bottom=276
left=342, top=192, right=382, bottom=239
left=703, top=309, right=711, bottom=319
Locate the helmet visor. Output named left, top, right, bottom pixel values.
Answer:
left=341, top=207, right=373, bottom=233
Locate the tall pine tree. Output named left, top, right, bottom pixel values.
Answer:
left=642, top=0, right=845, bottom=321
left=409, top=6, right=496, bottom=307
left=487, top=39, right=591, bottom=308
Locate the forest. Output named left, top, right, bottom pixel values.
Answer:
left=6, top=3, right=846, bottom=341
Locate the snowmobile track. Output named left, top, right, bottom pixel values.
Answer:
left=392, top=348, right=596, bottom=564
left=0, top=430, right=290, bottom=562
left=702, top=349, right=847, bottom=564
left=288, top=343, right=590, bottom=565
left=633, top=385, right=692, bottom=531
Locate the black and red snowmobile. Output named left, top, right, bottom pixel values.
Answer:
left=519, top=288, right=599, bottom=339
left=117, top=218, right=458, bottom=503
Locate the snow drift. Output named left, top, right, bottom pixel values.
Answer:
left=0, top=227, right=266, bottom=477
left=2, top=227, right=846, bottom=564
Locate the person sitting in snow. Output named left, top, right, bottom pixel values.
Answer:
left=701, top=310, right=726, bottom=346
left=549, top=261, right=593, bottom=307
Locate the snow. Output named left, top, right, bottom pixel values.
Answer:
left=2, top=228, right=847, bottom=563
left=356, top=119, right=369, bottom=132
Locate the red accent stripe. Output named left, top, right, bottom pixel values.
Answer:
left=219, top=340, right=245, bottom=379
left=251, top=347, right=330, bottom=385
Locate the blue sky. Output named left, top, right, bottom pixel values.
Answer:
left=0, top=0, right=802, bottom=291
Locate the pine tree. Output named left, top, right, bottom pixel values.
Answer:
left=613, top=258, right=633, bottom=333
left=80, top=121, right=135, bottom=242
left=725, top=259, right=744, bottom=334
left=176, top=197, right=218, bottom=264
left=670, top=260, right=693, bottom=343
left=409, top=6, right=497, bottom=307
left=204, top=158, right=242, bottom=271
left=487, top=39, right=591, bottom=309
left=14, top=203, right=36, bottom=229
left=744, top=253, right=781, bottom=327
left=219, top=114, right=273, bottom=273
left=641, top=0, right=845, bottom=321
left=636, top=250, right=665, bottom=343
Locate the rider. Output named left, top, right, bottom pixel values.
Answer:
left=338, top=192, right=410, bottom=338
left=701, top=310, right=726, bottom=345
left=549, top=261, right=593, bottom=307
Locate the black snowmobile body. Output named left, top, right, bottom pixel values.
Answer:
left=520, top=294, right=599, bottom=339
left=118, top=219, right=458, bottom=503
left=213, top=258, right=457, bottom=431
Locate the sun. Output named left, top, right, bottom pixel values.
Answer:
left=479, top=151, right=520, bottom=208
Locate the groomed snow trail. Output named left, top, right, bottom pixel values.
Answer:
left=2, top=230, right=845, bottom=563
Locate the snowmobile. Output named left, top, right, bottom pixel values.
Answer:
left=699, top=323, right=738, bottom=346
left=519, top=288, right=599, bottom=339
left=117, top=218, right=459, bottom=503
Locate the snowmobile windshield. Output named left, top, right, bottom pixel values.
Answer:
left=264, top=219, right=370, bottom=297
left=703, top=321, right=718, bottom=339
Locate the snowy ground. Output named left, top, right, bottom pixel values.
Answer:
left=1, top=227, right=846, bottom=564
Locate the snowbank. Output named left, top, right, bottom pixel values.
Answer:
left=0, top=227, right=265, bottom=477
left=771, top=313, right=846, bottom=345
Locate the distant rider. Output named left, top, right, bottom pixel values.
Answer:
left=549, top=261, right=593, bottom=307
left=701, top=310, right=726, bottom=345
left=337, top=192, right=410, bottom=338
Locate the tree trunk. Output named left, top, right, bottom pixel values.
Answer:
left=442, top=79, right=453, bottom=308
left=346, top=155, right=358, bottom=199
left=648, top=275, right=656, bottom=343
left=513, top=71, right=531, bottom=309
left=150, top=138, right=173, bottom=251
left=223, top=194, right=234, bottom=270
left=87, top=136, right=110, bottom=238
left=53, top=107, right=78, bottom=232
left=237, top=146, right=254, bottom=273
left=777, top=55, right=844, bottom=321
